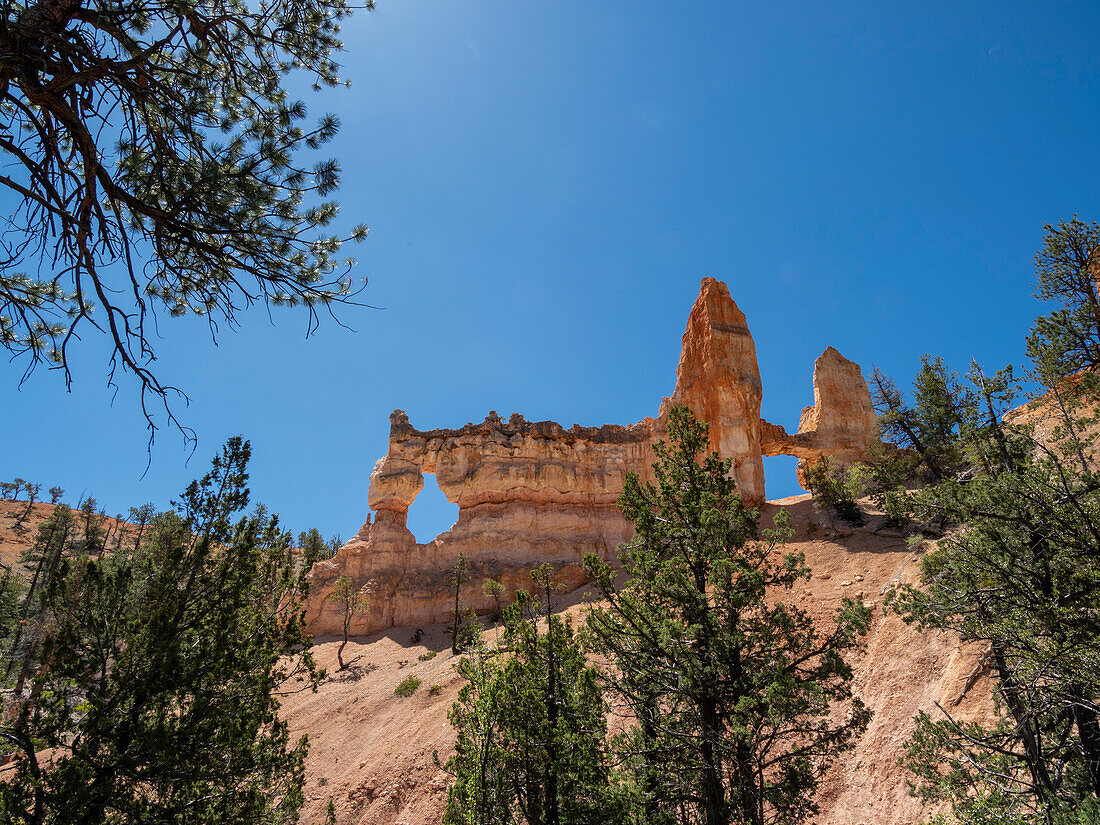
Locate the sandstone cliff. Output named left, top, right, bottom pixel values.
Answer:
left=304, top=278, right=881, bottom=637
left=666, top=277, right=765, bottom=504
left=305, top=412, right=660, bottom=635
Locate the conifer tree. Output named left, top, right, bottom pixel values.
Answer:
left=326, top=573, right=372, bottom=670
left=584, top=407, right=871, bottom=825
left=450, top=552, right=472, bottom=654
left=890, top=223, right=1100, bottom=823
left=1027, top=217, right=1100, bottom=379
left=0, top=437, right=322, bottom=825
left=0, top=0, right=372, bottom=433
left=444, top=565, right=614, bottom=825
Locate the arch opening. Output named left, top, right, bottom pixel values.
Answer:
left=763, top=454, right=803, bottom=502
left=406, top=472, right=460, bottom=543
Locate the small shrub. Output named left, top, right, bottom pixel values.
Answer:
left=804, top=457, right=866, bottom=526
left=447, top=608, right=482, bottom=653
left=394, top=675, right=421, bottom=697
left=483, top=578, right=505, bottom=620
left=418, top=650, right=437, bottom=662
left=429, top=684, right=442, bottom=696
left=873, top=487, right=912, bottom=529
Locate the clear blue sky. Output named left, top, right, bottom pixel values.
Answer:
left=3, top=0, right=1099, bottom=543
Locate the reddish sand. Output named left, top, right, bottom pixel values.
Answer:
left=0, top=496, right=994, bottom=825
left=282, top=495, right=993, bottom=825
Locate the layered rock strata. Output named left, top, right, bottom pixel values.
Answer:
left=665, top=278, right=766, bottom=504
left=304, top=278, right=881, bottom=636
left=760, top=346, right=880, bottom=485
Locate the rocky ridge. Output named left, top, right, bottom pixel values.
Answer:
left=304, top=278, right=881, bottom=636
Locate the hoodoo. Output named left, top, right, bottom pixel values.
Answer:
left=304, top=278, right=880, bottom=636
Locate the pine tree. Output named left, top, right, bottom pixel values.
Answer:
left=443, top=565, right=614, bottom=825
left=326, top=573, right=372, bottom=670
left=1027, top=217, right=1100, bottom=380
left=889, top=221, right=1100, bottom=821
left=0, top=0, right=372, bottom=434
left=0, top=437, right=322, bottom=825
left=870, top=357, right=969, bottom=483
left=891, top=362, right=1100, bottom=824
left=584, top=406, right=871, bottom=825
left=450, top=552, right=472, bottom=654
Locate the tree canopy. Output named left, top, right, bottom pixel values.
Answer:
left=0, top=438, right=323, bottom=825
left=883, top=218, right=1100, bottom=824
left=0, top=0, right=370, bottom=434
left=584, top=406, right=871, bottom=825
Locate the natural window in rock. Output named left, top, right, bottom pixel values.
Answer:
left=406, top=473, right=460, bottom=544
left=763, top=454, right=802, bottom=502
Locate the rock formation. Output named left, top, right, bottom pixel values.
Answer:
left=665, top=278, right=765, bottom=504
left=304, top=278, right=881, bottom=636
left=760, top=345, right=881, bottom=485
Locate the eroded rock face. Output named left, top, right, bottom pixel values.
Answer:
left=305, top=412, right=661, bottom=636
left=304, top=279, right=881, bottom=637
left=667, top=277, right=765, bottom=505
left=761, top=346, right=880, bottom=485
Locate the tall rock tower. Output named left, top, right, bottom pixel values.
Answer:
left=668, top=277, right=765, bottom=505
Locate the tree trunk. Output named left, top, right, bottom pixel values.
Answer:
left=1069, top=687, right=1100, bottom=798
left=992, top=644, right=1058, bottom=803
left=699, top=695, right=727, bottom=825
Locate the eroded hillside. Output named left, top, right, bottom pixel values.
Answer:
left=283, top=495, right=991, bottom=825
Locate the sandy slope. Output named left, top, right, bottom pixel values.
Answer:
left=282, top=495, right=993, bottom=825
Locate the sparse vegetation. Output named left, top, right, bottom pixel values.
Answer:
left=448, top=553, right=481, bottom=654
left=326, top=573, right=373, bottom=671
left=803, top=455, right=868, bottom=527
left=395, top=675, right=422, bottom=697
left=444, top=565, right=613, bottom=825
left=483, top=578, right=506, bottom=621
left=883, top=219, right=1100, bottom=824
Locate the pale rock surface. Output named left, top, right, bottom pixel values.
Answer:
left=304, top=279, right=880, bottom=637
left=761, top=346, right=880, bottom=485
left=667, top=277, right=765, bottom=505
left=305, top=412, right=660, bottom=636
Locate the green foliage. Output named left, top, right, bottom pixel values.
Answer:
left=418, top=650, right=438, bottom=662
left=0, top=479, right=24, bottom=500
left=1027, top=217, right=1100, bottom=382
left=0, top=437, right=321, bottom=825
left=0, top=0, right=371, bottom=434
left=482, top=578, right=505, bottom=621
left=449, top=553, right=477, bottom=654
left=890, top=418, right=1100, bottom=819
left=326, top=572, right=372, bottom=670
left=802, top=455, right=867, bottom=526
left=395, top=675, right=422, bottom=697
left=889, top=242, right=1100, bottom=822
left=443, top=566, right=615, bottom=825
left=585, top=406, right=871, bottom=825
left=870, top=358, right=970, bottom=483
left=299, top=527, right=340, bottom=567
left=455, top=608, right=483, bottom=652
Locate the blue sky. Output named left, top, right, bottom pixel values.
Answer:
left=3, top=0, right=1099, bottom=543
